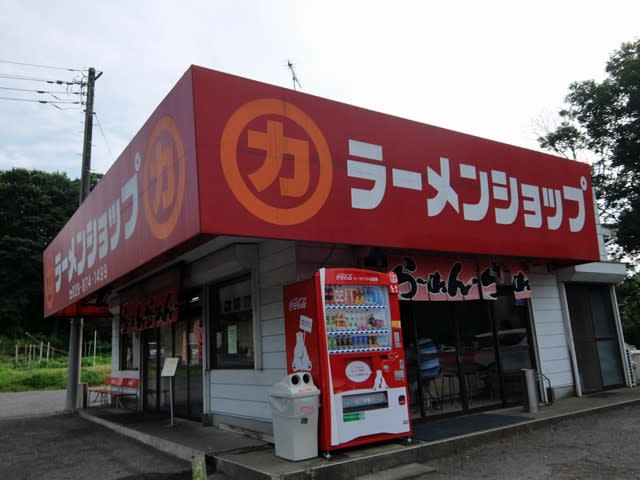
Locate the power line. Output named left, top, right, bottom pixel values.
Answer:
left=94, top=112, right=115, bottom=162
left=0, top=73, right=83, bottom=85
left=0, top=85, right=82, bottom=95
left=0, top=96, right=82, bottom=105
left=0, top=59, right=86, bottom=72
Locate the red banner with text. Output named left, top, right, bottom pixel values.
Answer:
left=119, top=288, right=179, bottom=334
left=390, top=256, right=530, bottom=301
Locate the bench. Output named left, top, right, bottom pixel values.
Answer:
left=89, top=376, right=139, bottom=408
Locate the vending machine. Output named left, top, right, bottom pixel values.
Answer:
left=283, top=268, right=411, bottom=455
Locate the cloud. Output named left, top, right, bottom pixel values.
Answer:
left=1, top=0, right=640, bottom=180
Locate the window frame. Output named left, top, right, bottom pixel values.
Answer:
left=119, top=325, right=139, bottom=371
left=209, top=273, right=256, bottom=370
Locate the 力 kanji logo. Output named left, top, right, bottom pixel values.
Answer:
left=220, top=99, right=333, bottom=225
left=143, top=116, right=186, bottom=239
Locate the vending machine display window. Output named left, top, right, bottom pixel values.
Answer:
left=324, top=285, right=392, bottom=354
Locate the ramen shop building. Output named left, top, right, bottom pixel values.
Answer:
left=44, top=65, right=630, bottom=435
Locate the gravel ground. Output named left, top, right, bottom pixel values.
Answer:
left=1, top=392, right=639, bottom=479
left=425, top=404, right=640, bottom=479
left=0, top=414, right=192, bottom=480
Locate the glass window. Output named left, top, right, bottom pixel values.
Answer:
left=210, top=275, right=254, bottom=369
left=119, top=327, right=139, bottom=370
left=589, top=286, right=616, bottom=338
left=597, top=339, right=625, bottom=386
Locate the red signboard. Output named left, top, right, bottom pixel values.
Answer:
left=120, top=287, right=178, bottom=333
left=53, top=303, right=112, bottom=318
left=389, top=255, right=480, bottom=301
left=44, top=65, right=599, bottom=317
left=193, top=66, right=599, bottom=263
left=390, top=255, right=531, bottom=301
left=43, top=69, right=200, bottom=317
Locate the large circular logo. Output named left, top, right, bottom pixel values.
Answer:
left=220, top=99, right=333, bottom=226
left=143, top=116, right=186, bottom=240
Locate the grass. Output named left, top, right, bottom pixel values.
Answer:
left=0, top=356, right=112, bottom=392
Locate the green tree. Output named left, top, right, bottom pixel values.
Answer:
left=617, top=273, right=640, bottom=348
left=538, top=39, right=640, bottom=258
left=538, top=39, right=640, bottom=345
left=0, top=169, right=101, bottom=337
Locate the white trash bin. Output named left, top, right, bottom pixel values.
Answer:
left=269, top=372, right=320, bottom=461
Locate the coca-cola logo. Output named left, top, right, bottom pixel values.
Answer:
left=335, top=273, right=353, bottom=281
left=289, top=297, right=308, bottom=311
left=335, top=273, right=380, bottom=283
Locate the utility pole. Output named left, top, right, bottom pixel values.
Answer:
left=65, top=67, right=101, bottom=412
left=79, top=67, right=97, bottom=203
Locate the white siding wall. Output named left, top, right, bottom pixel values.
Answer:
left=209, top=240, right=296, bottom=421
left=529, top=271, right=574, bottom=388
left=209, top=241, right=358, bottom=421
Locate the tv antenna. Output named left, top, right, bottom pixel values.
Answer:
left=287, top=59, right=302, bottom=91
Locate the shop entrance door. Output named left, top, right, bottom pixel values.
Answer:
left=173, top=294, right=203, bottom=420
left=566, top=284, right=625, bottom=393
left=401, top=301, right=503, bottom=417
left=489, top=290, right=534, bottom=404
left=142, top=294, right=203, bottom=419
left=143, top=324, right=172, bottom=412
left=400, top=290, right=534, bottom=419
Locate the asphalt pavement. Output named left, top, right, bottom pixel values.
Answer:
left=0, top=390, right=195, bottom=480
left=425, top=403, right=640, bottom=479
left=0, top=389, right=66, bottom=417
left=2, top=387, right=640, bottom=479
left=0, top=414, right=193, bottom=480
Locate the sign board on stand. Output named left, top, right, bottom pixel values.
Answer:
left=161, top=357, right=180, bottom=377
left=161, top=357, right=180, bottom=426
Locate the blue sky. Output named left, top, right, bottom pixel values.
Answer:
left=1, top=0, right=639, bottom=180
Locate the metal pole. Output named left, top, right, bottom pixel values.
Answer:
left=65, top=67, right=98, bottom=413
left=65, top=319, right=83, bottom=410
left=169, top=377, right=175, bottom=427
left=522, top=368, right=539, bottom=413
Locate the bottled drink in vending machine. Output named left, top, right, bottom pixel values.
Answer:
left=325, top=286, right=334, bottom=304
left=334, top=286, right=344, bottom=304
left=364, top=287, right=373, bottom=304
left=344, top=287, right=355, bottom=304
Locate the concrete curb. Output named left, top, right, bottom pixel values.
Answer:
left=79, top=410, right=204, bottom=464
left=79, top=396, right=640, bottom=480
left=288, top=397, right=640, bottom=480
